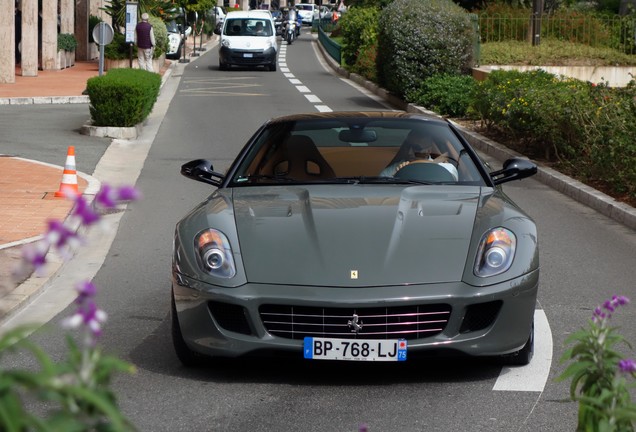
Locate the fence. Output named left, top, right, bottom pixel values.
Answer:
left=317, top=24, right=341, bottom=65
left=478, top=12, right=636, bottom=54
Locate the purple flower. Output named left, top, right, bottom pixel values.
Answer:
left=618, top=359, right=636, bottom=374
left=71, top=195, right=100, bottom=226
left=19, top=241, right=50, bottom=275
left=116, top=185, right=141, bottom=202
left=46, top=219, right=78, bottom=249
left=95, top=185, right=141, bottom=209
left=593, top=295, right=630, bottom=322
left=62, top=280, right=107, bottom=344
left=75, top=280, right=97, bottom=303
left=95, top=184, right=117, bottom=208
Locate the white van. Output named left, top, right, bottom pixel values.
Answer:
left=215, top=10, right=278, bottom=72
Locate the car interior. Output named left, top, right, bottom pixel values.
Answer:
left=235, top=121, right=485, bottom=184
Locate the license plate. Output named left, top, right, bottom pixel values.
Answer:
left=304, top=337, right=407, bottom=361
left=243, top=53, right=253, bottom=58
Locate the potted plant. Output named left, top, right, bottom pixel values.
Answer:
left=57, top=33, right=78, bottom=69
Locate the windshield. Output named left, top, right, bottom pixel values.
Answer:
left=223, top=18, right=274, bottom=36
left=229, top=117, right=486, bottom=186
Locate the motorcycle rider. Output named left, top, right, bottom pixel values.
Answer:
left=282, top=8, right=301, bottom=37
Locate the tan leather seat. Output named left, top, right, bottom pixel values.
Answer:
left=271, top=135, right=336, bottom=180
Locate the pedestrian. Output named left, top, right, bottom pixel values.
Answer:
left=135, top=12, right=155, bottom=72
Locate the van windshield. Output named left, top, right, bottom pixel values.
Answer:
left=224, top=18, right=273, bottom=36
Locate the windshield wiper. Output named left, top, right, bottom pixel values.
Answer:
left=235, top=175, right=298, bottom=183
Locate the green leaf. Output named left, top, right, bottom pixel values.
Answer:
left=61, top=385, right=130, bottom=430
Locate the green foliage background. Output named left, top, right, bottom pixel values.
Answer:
left=376, top=0, right=474, bottom=98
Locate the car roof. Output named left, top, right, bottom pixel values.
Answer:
left=225, top=10, right=273, bottom=19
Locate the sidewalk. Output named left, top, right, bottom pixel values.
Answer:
left=0, top=54, right=180, bottom=320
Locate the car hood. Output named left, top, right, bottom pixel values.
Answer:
left=232, top=185, right=481, bottom=286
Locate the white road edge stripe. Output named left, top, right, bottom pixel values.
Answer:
left=493, top=309, right=552, bottom=392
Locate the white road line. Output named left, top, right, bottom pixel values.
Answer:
left=493, top=309, right=553, bottom=392
left=280, top=40, right=334, bottom=111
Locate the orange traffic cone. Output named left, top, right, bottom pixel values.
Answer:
left=55, top=146, right=79, bottom=198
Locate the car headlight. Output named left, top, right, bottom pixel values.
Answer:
left=222, top=39, right=231, bottom=48
left=474, top=227, right=516, bottom=277
left=195, top=229, right=236, bottom=278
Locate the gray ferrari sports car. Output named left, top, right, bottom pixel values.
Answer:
left=171, top=111, right=539, bottom=366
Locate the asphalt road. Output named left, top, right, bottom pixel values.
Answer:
left=2, top=32, right=636, bottom=431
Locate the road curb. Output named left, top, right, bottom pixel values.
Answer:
left=314, top=37, right=636, bottom=231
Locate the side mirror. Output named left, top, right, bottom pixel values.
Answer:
left=490, top=158, right=537, bottom=185
left=214, top=25, right=221, bottom=35
left=181, top=159, right=224, bottom=187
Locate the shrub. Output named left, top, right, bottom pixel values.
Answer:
left=149, top=15, right=168, bottom=58
left=376, top=0, right=475, bottom=99
left=571, top=80, right=636, bottom=199
left=88, top=15, right=103, bottom=44
left=470, top=69, right=593, bottom=160
left=338, top=7, right=380, bottom=68
left=86, top=68, right=161, bottom=127
left=103, top=32, right=132, bottom=60
left=541, top=9, right=612, bottom=47
left=57, top=33, right=78, bottom=51
left=470, top=69, right=636, bottom=202
left=406, top=73, right=477, bottom=117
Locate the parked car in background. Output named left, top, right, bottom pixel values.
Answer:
left=171, top=111, right=539, bottom=367
left=318, top=5, right=333, bottom=21
left=211, top=6, right=227, bottom=27
left=165, top=19, right=192, bottom=59
left=295, top=3, right=319, bottom=25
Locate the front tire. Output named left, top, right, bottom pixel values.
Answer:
left=171, top=293, right=206, bottom=367
left=502, top=320, right=534, bottom=366
left=269, top=63, right=277, bottom=72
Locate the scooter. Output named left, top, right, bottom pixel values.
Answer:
left=285, top=19, right=296, bottom=44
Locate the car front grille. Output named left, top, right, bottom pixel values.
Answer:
left=259, top=304, right=452, bottom=340
left=230, top=50, right=268, bottom=64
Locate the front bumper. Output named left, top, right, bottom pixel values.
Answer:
left=172, top=269, right=539, bottom=360
left=219, top=46, right=276, bottom=67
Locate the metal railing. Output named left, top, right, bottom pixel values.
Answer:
left=315, top=12, right=636, bottom=67
left=478, top=13, right=636, bottom=54
left=317, top=23, right=341, bottom=65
